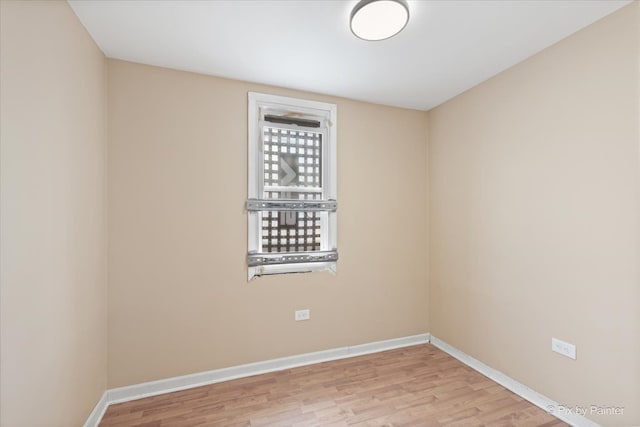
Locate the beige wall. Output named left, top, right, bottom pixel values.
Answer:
left=107, top=59, right=429, bottom=387
left=0, top=1, right=107, bottom=426
left=428, top=3, right=640, bottom=426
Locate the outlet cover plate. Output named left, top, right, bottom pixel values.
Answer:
left=295, top=309, right=310, bottom=321
left=552, top=337, right=576, bottom=360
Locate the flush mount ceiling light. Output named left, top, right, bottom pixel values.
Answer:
left=350, top=0, right=409, bottom=41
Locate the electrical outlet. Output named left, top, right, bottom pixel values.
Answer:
left=552, top=337, right=576, bottom=360
left=295, top=309, right=310, bottom=321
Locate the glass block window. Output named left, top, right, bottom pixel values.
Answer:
left=247, top=92, right=337, bottom=280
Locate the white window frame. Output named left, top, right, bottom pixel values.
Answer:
left=247, top=92, right=337, bottom=280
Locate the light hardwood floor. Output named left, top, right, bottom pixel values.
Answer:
left=100, top=344, right=566, bottom=426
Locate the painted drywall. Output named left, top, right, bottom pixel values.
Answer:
left=107, top=59, right=429, bottom=387
left=0, top=1, right=107, bottom=426
left=428, top=3, right=640, bottom=426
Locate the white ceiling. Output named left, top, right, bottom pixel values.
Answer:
left=68, top=0, right=631, bottom=111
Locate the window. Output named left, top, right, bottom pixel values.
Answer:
left=247, top=92, right=337, bottom=280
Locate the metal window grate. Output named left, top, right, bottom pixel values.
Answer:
left=263, top=127, right=322, bottom=191
left=258, top=125, right=325, bottom=254
left=261, top=191, right=322, bottom=253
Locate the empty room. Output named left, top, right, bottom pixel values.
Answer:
left=1, top=0, right=638, bottom=426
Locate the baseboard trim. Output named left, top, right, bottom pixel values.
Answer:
left=430, top=336, right=601, bottom=427
left=84, top=332, right=430, bottom=426
left=82, top=391, right=109, bottom=427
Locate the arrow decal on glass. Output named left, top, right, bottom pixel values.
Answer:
left=279, top=155, right=297, bottom=186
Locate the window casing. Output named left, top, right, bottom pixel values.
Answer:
left=247, top=92, right=337, bottom=280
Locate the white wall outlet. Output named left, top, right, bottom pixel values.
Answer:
left=552, top=337, right=576, bottom=360
left=295, top=309, right=310, bottom=321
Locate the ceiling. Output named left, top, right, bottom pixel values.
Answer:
left=68, top=0, right=631, bottom=111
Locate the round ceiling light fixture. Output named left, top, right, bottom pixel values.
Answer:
left=350, top=0, right=409, bottom=41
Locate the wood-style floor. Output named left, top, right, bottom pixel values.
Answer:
left=100, top=344, right=566, bottom=427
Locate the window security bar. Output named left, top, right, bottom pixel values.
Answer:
left=246, top=199, right=337, bottom=212
left=248, top=250, right=339, bottom=267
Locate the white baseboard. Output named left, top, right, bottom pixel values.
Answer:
left=83, top=391, right=109, bottom=427
left=430, top=336, right=601, bottom=427
left=84, top=333, right=431, bottom=426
